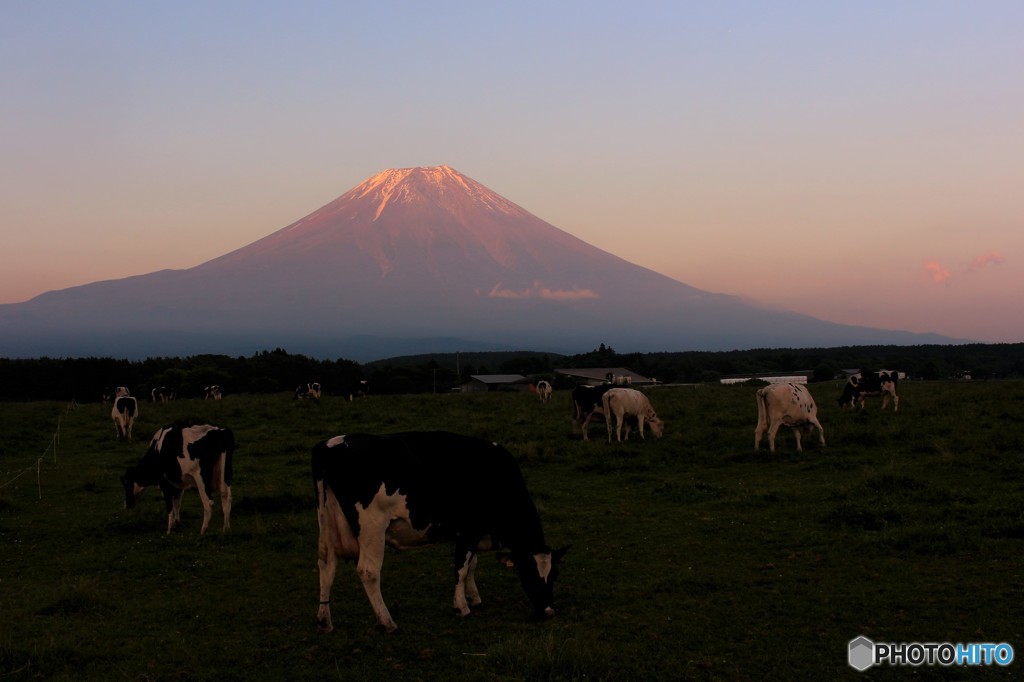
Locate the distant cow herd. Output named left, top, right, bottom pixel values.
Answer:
left=111, top=368, right=898, bottom=633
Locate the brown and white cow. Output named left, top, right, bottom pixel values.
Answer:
left=602, top=388, right=664, bottom=443
left=112, top=396, right=138, bottom=441
left=837, top=369, right=900, bottom=411
left=755, top=383, right=826, bottom=453
left=121, top=421, right=234, bottom=534
left=313, top=431, right=565, bottom=633
left=535, top=380, right=553, bottom=403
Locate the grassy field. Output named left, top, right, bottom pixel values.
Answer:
left=1, top=380, right=1022, bottom=680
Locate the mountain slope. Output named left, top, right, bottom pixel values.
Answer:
left=0, top=166, right=959, bottom=360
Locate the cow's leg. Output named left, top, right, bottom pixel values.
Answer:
left=452, top=549, right=478, bottom=616
left=792, top=426, right=804, bottom=452
left=166, top=491, right=183, bottom=534
left=184, top=470, right=215, bottom=535
left=316, top=526, right=338, bottom=634
left=464, top=552, right=482, bottom=607
left=219, top=484, right=232, bottom=532
left=198, top=489, right=214, bottom=535
left=811, top=417, right=826, bottom=448
left=892, top=394, right=899, bottom=412
left=638, top=417, right=646, bottom=440
left=767, top=423, right=781, bottom=453
left=356, top=515, right=397, bottom=632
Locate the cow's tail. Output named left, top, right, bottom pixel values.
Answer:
left=755, top=388, right=768, bottom=432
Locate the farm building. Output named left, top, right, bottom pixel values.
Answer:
left=554, top=367, right=656, bottom=386
left=459, top=374, right=532, bottom=393
left=718, top=371, right=813, bottom=385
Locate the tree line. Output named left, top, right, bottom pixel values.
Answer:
left=1, top=343, right=1022, bottom=402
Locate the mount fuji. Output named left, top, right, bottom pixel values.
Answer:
left=0, top=165, right=956, bottom=361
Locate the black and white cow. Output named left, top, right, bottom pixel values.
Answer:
left=112, top=396, right=138, bottom=440
left=570, top=384, right=617, bottom=440
left=313, top=431, right=565, bottom=633
left=151, top=386, right=173, bottom=403
left=534, top=380, right=553, bottom=403
left=837, top=369, right=901, bottom=411
left=204, top=385, right=222, bottom=400
left=295, top=382, right=322, bottom=400
left=121, top=421, right=234, bottom=534
left=341, top=380, right=368, bottom=402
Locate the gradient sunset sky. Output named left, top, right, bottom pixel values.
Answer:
left=2, top=2, right=1021, bottom=344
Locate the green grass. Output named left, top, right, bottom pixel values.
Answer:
left=1, top=381, right=1022, bottom=680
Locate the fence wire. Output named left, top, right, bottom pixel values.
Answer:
left=0, top=401, right=74, bottom=499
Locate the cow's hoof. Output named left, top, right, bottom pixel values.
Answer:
left=317, top=621, right=333, bottom=634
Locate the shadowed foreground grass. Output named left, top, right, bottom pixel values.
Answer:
left=1, top=380, right=1022, bottom=680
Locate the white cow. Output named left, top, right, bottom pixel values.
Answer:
left=535, top=380, right=552, bottom=403
left=754, top=383, right=826, bottom=453
left=111, top=396, right=138, bottom=441
left=602, top=388, right=664, bottom=443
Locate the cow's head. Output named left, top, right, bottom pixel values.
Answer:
left=648, top=415, right=665, bottom=439
left=837, top=378, right=860, bottom=408
left=120, top=468, right=146, bottom=509
left=501, top=546, right=569, bottom=619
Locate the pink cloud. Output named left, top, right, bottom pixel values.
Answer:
left=969, top=251, right=1005, bottom=270
left=488, top=281, right=600, bottom=300
left=924, top=261, right=952, bottom=284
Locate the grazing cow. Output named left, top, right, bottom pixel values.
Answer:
left=121, top=422, right=234, bottom=534
left=535, top=380, right=553, bottom=403
left=111, top=396, right=138, bottom=440
left=313, top=431, right=565, bottom=633
left=602, top=388, right=664, bottom=443
left=204, top=385, right=222, bottom=400
left=837, top=369, right=900, bottom=411
left=295, top=382, right=322, bottom=400
left=342, top=380, right=369, bottom=401
left=151, top=386, right=173, bottom=403
left=755, top=383, right=826, bottom=453
left=570, top=384, right=617, bottom=440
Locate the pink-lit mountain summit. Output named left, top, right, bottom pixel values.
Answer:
left=0, top=166, right=955, bottom=360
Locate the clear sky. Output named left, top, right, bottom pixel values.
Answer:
left=2, top=2, right=1021, bottom=343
